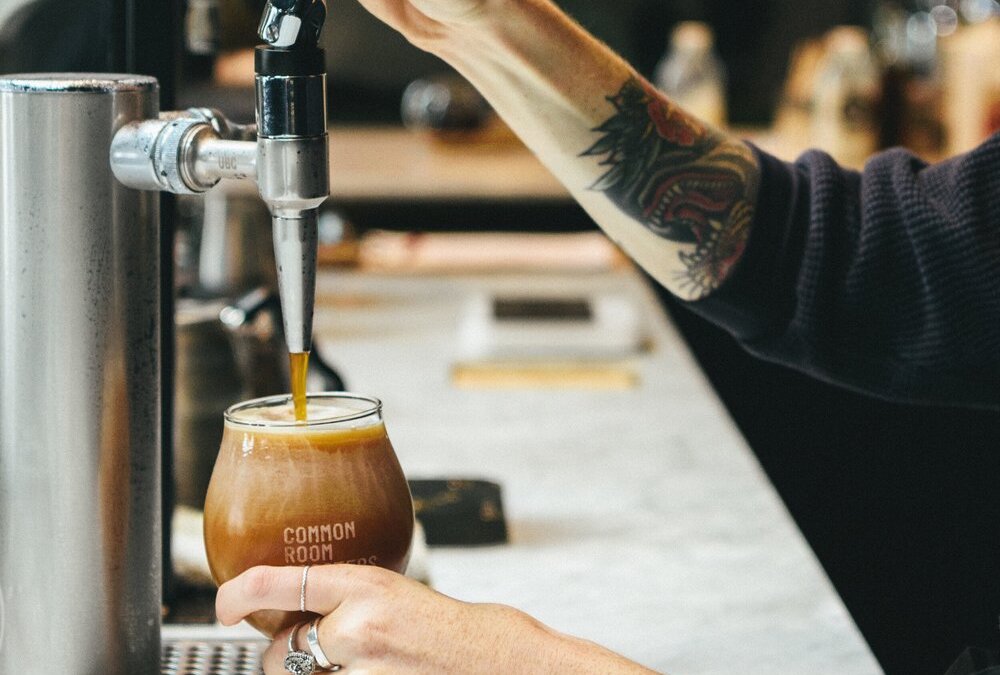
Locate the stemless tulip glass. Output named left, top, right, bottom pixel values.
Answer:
left=203, top=393, right=414, bottom=636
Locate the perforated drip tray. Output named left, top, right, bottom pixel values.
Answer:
left=162, top=639, right=267, bottom=675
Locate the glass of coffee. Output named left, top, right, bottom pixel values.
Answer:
left=203, top=393, right=414, bottom=637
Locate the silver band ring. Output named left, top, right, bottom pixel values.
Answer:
left=284, top=622, right=317, bottom=675
left=307, top=617, right=341, bottom=671
left=299, top=565, right=311, bottom=613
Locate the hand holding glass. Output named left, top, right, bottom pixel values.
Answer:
left=204, top=393, right=414, bottom=636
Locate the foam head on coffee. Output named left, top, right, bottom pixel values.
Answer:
left=227, top=399, right=381, bottom=430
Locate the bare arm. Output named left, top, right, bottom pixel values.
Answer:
left=357, top=0, right=760, bottom=299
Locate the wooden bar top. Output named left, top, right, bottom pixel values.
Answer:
left=328, top=126, right=571, bottom=202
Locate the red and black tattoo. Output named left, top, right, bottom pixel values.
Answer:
left=582, top=78, right=758, bottom=298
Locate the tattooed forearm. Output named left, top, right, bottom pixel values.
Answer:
left=582, top=78, right=760, bottom=299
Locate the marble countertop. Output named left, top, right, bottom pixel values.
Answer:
left=169, top=264, right=882, bottom=674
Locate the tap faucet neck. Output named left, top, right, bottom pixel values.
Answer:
left=255, top=0, right=329, bottom=360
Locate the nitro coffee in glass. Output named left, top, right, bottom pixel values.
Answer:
left=204, top=393, right=414, bottom=636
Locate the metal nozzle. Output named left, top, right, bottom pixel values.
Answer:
left=255, top=133, right=327, bottom=353
left=272, top=213, right=318, bottom=353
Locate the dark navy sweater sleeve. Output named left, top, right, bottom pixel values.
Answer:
left=686, top=133, right=1000, bottom=410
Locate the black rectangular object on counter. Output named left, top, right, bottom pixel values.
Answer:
left=493, top=297, right=592, bottom=322
left=409, top=479, right=508, bottom=546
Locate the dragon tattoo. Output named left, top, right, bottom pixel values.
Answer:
left=582, top=78, right=759, bottom=298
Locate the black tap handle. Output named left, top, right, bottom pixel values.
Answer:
left=256, top=0, right=327, bottom=77
left=258, top=0, right=326, bottom=48
left=299, top=0, right=327, bottom=48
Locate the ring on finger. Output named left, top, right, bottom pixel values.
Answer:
left=284, top=622, right=317, bottom=675
left=306, top=617, right=341, bottom=672
left=299, top=565, right=311, bottom=613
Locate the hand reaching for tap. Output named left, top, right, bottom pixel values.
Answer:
left=349, top=0, right=760, bottom=303
left=352, top=0, right=489, bottom=47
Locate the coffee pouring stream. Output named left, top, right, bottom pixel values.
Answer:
left=176, top=287, right=344, bottom=510
left=219, top=286, right=344, bottom=400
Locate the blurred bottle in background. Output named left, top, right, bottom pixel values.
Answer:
left=873, top=2, right=946, bottom=158
left=810, top=26, right=882, bottom=167
left=773, top=37, right=827, bottom=153
left=185, top=0, right=222, bottom=56
left=654, top=21, right=728, bottom=128
left=870, top=1, right=998, bottom=160
left=400, top=75, right=493, bottom=133
left=938, top=17, right=1000, bottom=155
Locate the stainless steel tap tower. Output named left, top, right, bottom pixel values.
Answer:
left=0, top=2, right=328, bottom=673
left=0, top=74, right=162, bottom=674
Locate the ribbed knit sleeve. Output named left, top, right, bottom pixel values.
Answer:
left=687, top=133, right=1000, bottom=410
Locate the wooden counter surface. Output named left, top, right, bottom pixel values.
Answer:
left=328, top=126, right=571, bottom=202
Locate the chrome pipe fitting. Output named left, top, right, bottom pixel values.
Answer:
left=110, top=111, right=258, bottom=194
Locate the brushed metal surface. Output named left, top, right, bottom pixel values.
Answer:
left=197, top=188, right=277, bottom=296
left=256, top=136, right=326, bottom=354
left=255, top=136, right=328, bottom=215
left=271, top=212, right=318, bottom=354
left=0, top=74, right=162, bottom=674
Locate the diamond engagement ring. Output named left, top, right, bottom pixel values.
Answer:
left=285, top=622, right=317, bottom=675
left=307, top=617, right=342, bottom=671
